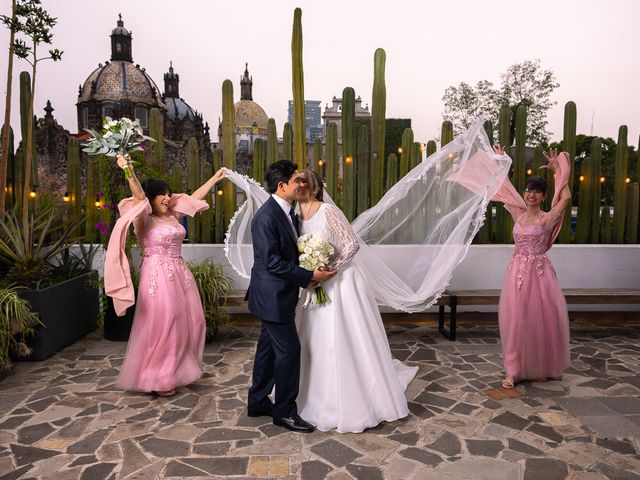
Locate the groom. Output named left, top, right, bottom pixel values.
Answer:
left=246, top=160, right=335, bottom=433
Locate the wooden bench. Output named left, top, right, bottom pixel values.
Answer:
left=437, top=288, right=640, bottom=341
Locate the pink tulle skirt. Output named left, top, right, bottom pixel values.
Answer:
left=116, top=256, right=205, bottom=392
left=499, top=254, right=570, bottom=381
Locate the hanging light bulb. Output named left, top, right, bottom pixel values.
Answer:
left=526, top=169, right=533, bottom=175
left=579, top=175, right=585, bottom=182
left=216, top=189, right=224, bottom=196
left=63, top=192, right=70, bottom=202
left=625, top=177, right=632, bottom=184
left=29, top=189, right=36, bottom=198
left=95, top=195, right=101, bottom=207
left=345, top=155, right=353, bottom=164
left=318, top=160, right=324, bottom=167
left=397, top=147, right=403, bottom=154
left=600, top=176, right=605, bottom=183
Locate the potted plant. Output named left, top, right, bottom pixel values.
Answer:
left=0, top=206, right=99, bottom=361
left=186, top=258, right=234, bottom=341
left=0, top=284, right=40, bottom=379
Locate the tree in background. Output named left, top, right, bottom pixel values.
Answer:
left=442, top=59, right=559, bottom=146
left=9, top=0, right=62, bottom=226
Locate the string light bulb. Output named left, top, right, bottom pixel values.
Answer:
left=95, top=196, right=101, bottom=207
left=625, top=177, right=631, bottom=184
left=579, top=175, right=585, bottom=182
left=216, top=189, right=224, bottom=196
left=318, top=160, right=324, bottom=166
left=345, top=155, right=353, bottom=164
left=526, top=169, right=533, bottom=175
left=63, top=192, right=70, bottom=202
left=600, top=176, right=606, bottom=183
left=397, top=147, right=403, bottom=154
left=29, top=190, right=36, bottom=198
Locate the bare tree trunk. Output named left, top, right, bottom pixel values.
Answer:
left=0, top=0, right=17, bottom=216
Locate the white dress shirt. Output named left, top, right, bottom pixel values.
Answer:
left=272, top=194, right=297, bottom=238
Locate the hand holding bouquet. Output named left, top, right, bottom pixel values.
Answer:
left=82, top=117, right=156, bottom=179
left=297, top=234, right=335, bottom=306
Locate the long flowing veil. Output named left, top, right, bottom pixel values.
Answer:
left=223, top=117, right=511, bottom=312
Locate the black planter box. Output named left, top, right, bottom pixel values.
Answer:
left=103, top=297, right=135, bottom=341
left=18, top=271, right=99, bottom=361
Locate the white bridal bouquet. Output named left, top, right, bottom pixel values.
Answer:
left=297, top=234, right=335, bottom=306
left=82, top=117, right=156, bottom=179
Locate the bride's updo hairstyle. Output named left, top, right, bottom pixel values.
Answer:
left=303, top=170, right=324, bottom=201
left=141, top=178, right=172, bottom=202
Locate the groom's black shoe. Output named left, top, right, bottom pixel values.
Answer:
left=273, top=415, right=315, bottom=433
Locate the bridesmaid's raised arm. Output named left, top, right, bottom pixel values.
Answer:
left=116, top=154, right=146, bottom=204
left=191, top=168, right=226, bottom=201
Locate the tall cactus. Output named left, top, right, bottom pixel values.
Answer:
left=399, top=128, right=413, bottom=178
left=385, top=153, right=398, bottom=192
left=513, top=105, right=527, bottom=193
left=186, top=137, right=201, bottom=242
left=325, top=122, right=338, bottom=204
left=558, top=101, right=577, bottom=243
left=149, top=108, right=164, bottom=169
left=283, top=122, right=293, bottom=161
left=370, top=48, right=386, bottom=205
left=200, top=160, right=214, bottom=243
left=267, top=118, right=278, bottom=166
left=66, top=137, right=82, bottom=222
left=84, top=156, right=100, bottom=242
left=410, top=142, right=421, bottom=170
left=356, top=124, right=370, bottom=215
left=590, top=138, right=602, bottom=243
left=625, top=182, right=639, bottom=244
left=496, top=103, right=513, bottom=243
left=441, top=120, right=454, bottom=147
left=4, top=126, right=15, bottom=208
left=483, top=120, right=494, bottom=146
left=426, top=140, right=437, bottom=157
left=313, top=138, right=323, bottom=174
left=575, top=156, right=594, bottom=243
left=600, top=206, right=612, bottom=243
left=222, top=79, right=236, bottom=229
left=613, top=125, right=629, bottom=243
left=291, top=7, right=306, bottom=170
left=170, top=162, right=183, bottom=192
left=253, top=138, right=266, bottom=186
left=213, top=149, right=224, bottom=243
left=341, top=87, right=356, bottom=220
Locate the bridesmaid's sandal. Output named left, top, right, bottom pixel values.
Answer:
left=502, top=378, right=515, bottom=389
left=156, top=389, right=176, bottom=397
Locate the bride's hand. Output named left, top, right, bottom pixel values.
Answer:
left=212, top=168, right=226, bottom=183
left=541, top=147, right=559, bottom=171
left=493, top=145, right=506, bottom=156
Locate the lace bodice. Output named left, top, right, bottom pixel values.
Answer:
left=300, top=203, right=360, bottom=271
left=513, top=221, right=552, bottom=256
left=138, top=218, right=185, bottom=257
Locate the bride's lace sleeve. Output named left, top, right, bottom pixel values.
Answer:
left=325, top=205, right=360, bottom=271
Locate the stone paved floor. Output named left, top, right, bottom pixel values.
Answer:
left=1, top=318, right=640, bottom=480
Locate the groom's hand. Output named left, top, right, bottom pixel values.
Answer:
left=312, top=267, right=336, bottom=283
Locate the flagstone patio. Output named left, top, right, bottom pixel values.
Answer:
left=1, top=316, right=640, bottom=480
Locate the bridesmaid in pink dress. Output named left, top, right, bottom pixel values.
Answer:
left=105, top=155, right=225, bottom=396
left=491, top=146, right=572, bottom=389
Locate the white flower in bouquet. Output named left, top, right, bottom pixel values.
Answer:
left=82, top=116, right=156, bottom=179
left=297, top=234, right=335, bottom=306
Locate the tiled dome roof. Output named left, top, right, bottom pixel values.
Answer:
left=78, top=61, right=164, bottom=107
left=234, top=99, right=268, bottom=133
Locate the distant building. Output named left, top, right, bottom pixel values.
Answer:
left=322, top=96, right=371, bottom=143
left=288, top=100, right=323, bottom=142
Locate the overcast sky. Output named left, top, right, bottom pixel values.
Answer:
left=1, top=0, right=638, bottom=148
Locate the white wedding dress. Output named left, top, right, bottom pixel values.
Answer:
left=295, top=203, right=418, bottom=433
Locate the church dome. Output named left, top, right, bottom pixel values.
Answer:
left=78, top=61, right=164, bottom=107
left=234, top=99, right=268, bottom=133
left=165, top=97, right=196, bottom=121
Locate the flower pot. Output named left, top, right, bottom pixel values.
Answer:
left=103, top=297, right=135, bottom=341
left=17, top=271, right=99, bottom=361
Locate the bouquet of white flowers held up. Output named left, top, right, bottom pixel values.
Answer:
left=297, top=234, right=335, bottom=306
left=82, top=117, right=156, bottom=179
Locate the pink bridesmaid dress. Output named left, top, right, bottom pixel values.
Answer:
left=104, top=194, right=208, bottom=392
left=493, top=153, right=572, bottom=382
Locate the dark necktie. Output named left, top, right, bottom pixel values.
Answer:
left=289, top=208, right=298, bottom=234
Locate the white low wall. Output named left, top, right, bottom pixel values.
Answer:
left=85, top=244, right=640, bottom=313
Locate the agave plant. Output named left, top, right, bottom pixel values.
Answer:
left=0, top=284, right=40, bottom=372
left=0, top=206, right=84, bottom=288
left=186, top=259, right=234, bottom=338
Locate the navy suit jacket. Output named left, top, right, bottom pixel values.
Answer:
left=247, top=196, right=313, bottom=323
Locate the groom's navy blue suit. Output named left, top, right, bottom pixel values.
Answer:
left=247, top=195, right=313, bottom=418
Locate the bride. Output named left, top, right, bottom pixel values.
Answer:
left=295, top=169, right=418, bottom=432
left=222, top=117, right=512, bottom=432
